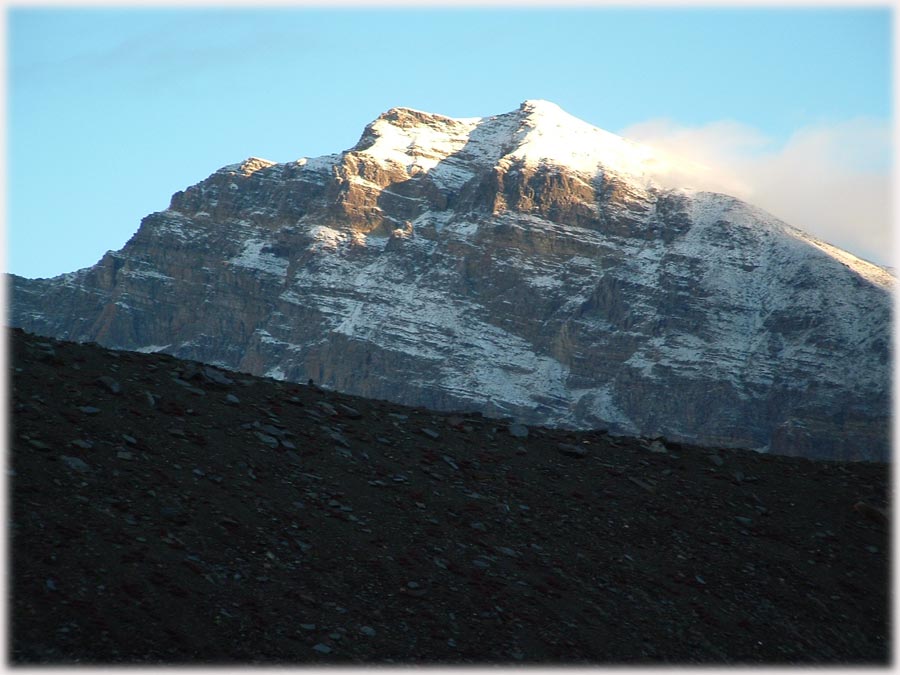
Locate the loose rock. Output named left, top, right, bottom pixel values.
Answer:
left=60, top=456, right=90, bottom=472
left=316, top=401, right=338, bottom=416
left=507, top=423, right=529, bottom=439
left=254, top=432, right=279, bottom=448
left=201, top=366, right=233, bottom=386
left=558, top=443, right=588, bottom=458
left=95, top=376, right=122, bottom=395
left=337, top=404, right=362, bottom=419
left=646, top=440, right=667, bottom=454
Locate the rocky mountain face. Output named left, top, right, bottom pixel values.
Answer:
left=10, top=100, right=893, bottom=461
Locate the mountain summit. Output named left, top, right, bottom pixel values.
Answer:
left=350, top=99, right=672, bottom=183
left=10, top=101, right=892, bottom=460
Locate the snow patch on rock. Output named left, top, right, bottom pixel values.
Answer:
left=228, top=239, right=289, bottom=277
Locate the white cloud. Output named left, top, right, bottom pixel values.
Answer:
left=619, top=117, right=893, bottom=267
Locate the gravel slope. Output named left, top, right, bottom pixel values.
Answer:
left=9, top=328, right=890, bottom=664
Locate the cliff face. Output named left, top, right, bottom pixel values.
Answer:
left=10, top=100, right=892, bottom=461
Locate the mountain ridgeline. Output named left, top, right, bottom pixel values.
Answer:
left=10, top=100, right=892, bottom=461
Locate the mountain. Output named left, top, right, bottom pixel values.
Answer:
left=9, top=100, right=892, bottom=461
left=9, top=327, right=889, bottom=663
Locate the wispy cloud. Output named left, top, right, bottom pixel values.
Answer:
left=619, top=117, right=892, bottom=267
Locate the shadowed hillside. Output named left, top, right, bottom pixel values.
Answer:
left=10, top=328, right=889, bottom=664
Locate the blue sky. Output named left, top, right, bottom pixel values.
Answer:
left=8, top=7, right=893, bottom=277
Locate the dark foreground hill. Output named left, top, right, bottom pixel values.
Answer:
left=9, top=327, right=890, bottom=664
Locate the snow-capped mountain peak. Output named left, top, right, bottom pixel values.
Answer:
left=351, top=99, right=726, bottom=196
left=509, top=98, right=665, bottom=178
left=9, top=101, right=892, bottom=461
left=217, top=156, right=277, bottom=177
left=353, top=106, right=481, bottom=174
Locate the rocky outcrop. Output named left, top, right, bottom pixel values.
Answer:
left=9, top=100, right=893, bottom=461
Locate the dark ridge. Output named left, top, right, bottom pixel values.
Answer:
left=9, top=327, right=889, bottom=664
